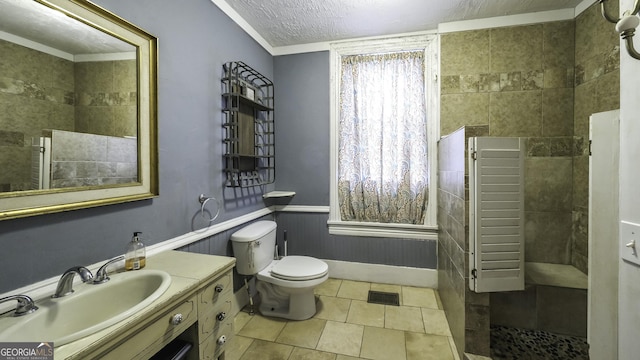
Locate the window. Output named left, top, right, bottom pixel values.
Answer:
left=328, top=35, right=439, bottom=238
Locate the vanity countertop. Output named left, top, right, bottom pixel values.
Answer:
left=55, top=250, right=235, bottom=359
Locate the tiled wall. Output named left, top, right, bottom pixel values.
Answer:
left=441, top=21, right=576, bottom=266
left=572, top=1, right=620, bottom=273
left=438, top=2, right=620, bottom=355
left=438, top=125, right=491, bottom=358
left=74, top=60, right=137, bottom=137
left=0, top=38, right=137, bottom=191
left=49, top=130, right=137, bottom=188
left=490, top=282, right=588, bottom=337
left=437, top=126, right=467, bottom=358
left=0, top=39, right=75, bottom=191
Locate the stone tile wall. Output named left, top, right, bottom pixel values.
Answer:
left=0, top=39, right=75, bottom=191
left=0, top=38, right=138, bottom=191
left=438, top=125, right=491, bottom=358
left=572, top=1, right=620, bottom=274
left=438, top=127, right=467, bottom=359
left=438, top=2, right=620, bottom=353
left=441, top=22, right=577, bottom=269
left=74, top=60, right=137, bottom=137
left=440, top=22, right=575, bottom=138
left=49, top=130, right=137, bottom=188
left=490, top=284, right=588, bottom=337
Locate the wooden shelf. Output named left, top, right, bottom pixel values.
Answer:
left=222, top=93, right=273, bottom=111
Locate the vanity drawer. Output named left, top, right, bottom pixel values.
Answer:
left=198, top=271, right=232, bottom=314
left=199, top=299, right=232, bottom=338
left=102, top=296, right=198, bottom=360
left=199, top=320, right=233, bottom=360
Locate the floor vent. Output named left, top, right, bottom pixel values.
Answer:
left=367, top=290, right=400, bottom=306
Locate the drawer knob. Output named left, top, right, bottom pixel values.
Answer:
left=216, top=312, right=226, bottom=321
left=171, top=313, right=183, bottom=325
left=217, top=335, right=227, bottom=345
left=214, top=284, right=224, bottom=293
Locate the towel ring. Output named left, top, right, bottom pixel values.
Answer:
left=198, top=194, right=220, bottom=223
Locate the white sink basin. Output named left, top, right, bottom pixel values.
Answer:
left=0, top=269, right=171, bottom=346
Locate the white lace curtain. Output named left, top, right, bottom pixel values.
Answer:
left=338, top=51, right=429, bottom=224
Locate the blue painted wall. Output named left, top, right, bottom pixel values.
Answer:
left=273, top=51, right=330, bottom=206
left=0, top=0, right=273, bottom=293
left=276, top=212, right=437, bottom=268
left=273, top=52, right=437, bottom=269
left=0, top=2, right=438, bottom=294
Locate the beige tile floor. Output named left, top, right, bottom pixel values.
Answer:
left=227, top=278, right=460, bottom=360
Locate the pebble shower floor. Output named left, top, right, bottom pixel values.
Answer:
left=490, top=325, right=589, bottom=360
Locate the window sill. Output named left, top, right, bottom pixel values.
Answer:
left=327, top=220, right=438, bottom=240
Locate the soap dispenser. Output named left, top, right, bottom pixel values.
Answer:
left=125, top=232, right=146, bottom=270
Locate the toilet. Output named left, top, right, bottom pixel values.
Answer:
left=230, top=220, right=328, bottom=320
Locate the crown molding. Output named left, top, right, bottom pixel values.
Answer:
left=575, top=0, right=598, bottom=17
left=210, top=0, right=274, bottom=55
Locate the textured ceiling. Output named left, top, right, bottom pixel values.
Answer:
left=0, top=0, right=134, bottom=55
left=222, top=0, right=586, bottom=47
left=0, top=0, right=588, bottom=54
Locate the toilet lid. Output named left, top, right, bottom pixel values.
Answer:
left=271, top=256, right=328, bottom=281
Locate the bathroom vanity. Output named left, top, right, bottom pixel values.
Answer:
left=54, top=251, right=235, bottom=360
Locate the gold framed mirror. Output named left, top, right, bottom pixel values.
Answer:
left=0, top=0, right=158, bottom=220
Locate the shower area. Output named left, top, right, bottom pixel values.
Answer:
left=0, top=37, right=137, bottom=192
left=437, top=2, right=620, bottom=359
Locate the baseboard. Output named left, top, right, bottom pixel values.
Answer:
left=324, top=259, right=438, bottom=288
left=231, top=260, right=439, bottom=317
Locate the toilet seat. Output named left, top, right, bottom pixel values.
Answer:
left=270, top=256, right=328, bottom=281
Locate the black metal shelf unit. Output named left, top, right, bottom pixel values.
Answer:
left=221, top=61, right=274, bottom=187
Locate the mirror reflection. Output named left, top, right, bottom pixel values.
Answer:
left=0, top=0, right=138, bottom=193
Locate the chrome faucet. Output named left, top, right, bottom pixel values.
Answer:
left=52, top=266, right=94, bottom=298
left=92, top=256, right=124, bottom=284
left=0, top=295, right=38, bottom=316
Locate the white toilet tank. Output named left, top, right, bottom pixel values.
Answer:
left=230, top=220, right=277, bottom=275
